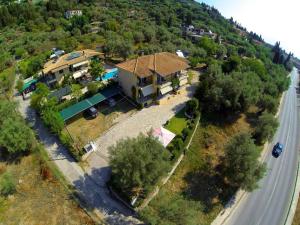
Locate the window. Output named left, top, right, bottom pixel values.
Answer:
left=59, top=69, right=64, bottom=74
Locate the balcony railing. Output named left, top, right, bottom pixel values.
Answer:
left=138, top=81, right=153, bottom=88
left=73, top=68, right=88, bottom=79
left=158, top=81, right=172, bottom=89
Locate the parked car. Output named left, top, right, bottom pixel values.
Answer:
left=272, top=142, right=284, bottom=158
left=107, top=98, right=116, bottom=107
left=86, top=107, right=98, bottom=118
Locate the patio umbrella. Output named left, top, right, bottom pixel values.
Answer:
left=152, top=127, right=176, bottom=147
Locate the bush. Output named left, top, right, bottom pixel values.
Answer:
left=41, top=109, right=64, bottom=135
left=16, top=79, right=24, bottom=92
left=186, top=98, right=199, bottom=118
left=87, top=82, right=99, bottom=95
left=56, top=99, right=77, bottom=112
left=140, top=190, right=202, bottom=225
left=182, top=128, right=191, bottom=141
left=253, top=112, right=279, bottom=144
left=59, top=132, right=82, bottom=161
left=0, top=172, right=16, bottom=196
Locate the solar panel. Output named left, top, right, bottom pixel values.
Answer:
left=66, top=52, right=82, bottom=61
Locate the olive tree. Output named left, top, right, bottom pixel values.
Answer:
left=223, top=133, right=266, bottom=191
left=109, top=134, right=170, bottom=197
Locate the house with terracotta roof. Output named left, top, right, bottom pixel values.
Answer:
left=116, top=52, right=190, bottom=106
left=41, top=49, right=103, bottom=87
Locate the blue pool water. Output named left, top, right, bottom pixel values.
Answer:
left=96, top=68, right=119, bottom=81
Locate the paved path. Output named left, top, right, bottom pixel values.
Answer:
left=219, top=69, right=300, bottom=225
left=15, top=94, right=141, bottom=225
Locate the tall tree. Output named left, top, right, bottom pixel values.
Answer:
left=89, top=61, right=105, bottom=80
left=223, top=133, right=266, bottom=191
left=30, top=83, right=50, bottom=111
left=254, top=112, right=279, bottom=144
left=0, top=100, right=35, bottom=154
left=109, top=134, right=170, bottom=197
left=71, top=84, right=82, bottom=101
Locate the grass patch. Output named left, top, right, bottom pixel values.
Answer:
left=141, top=114, right=252, bottom=225
left=166, top=109, right=188, bottom=135
left=0, top=152, right=95, bottom=225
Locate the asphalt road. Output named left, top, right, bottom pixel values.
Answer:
left=224, top=68, right=300, bottom=225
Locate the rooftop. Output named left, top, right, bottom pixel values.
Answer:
left=116, top=52, right=190, bottom=78
left=43, top=49, right=103, bottom=74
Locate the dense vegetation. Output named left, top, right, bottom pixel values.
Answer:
left=0, top=0, right=293, bottom=224
left=0, top=0, right=292, bottom=79
left=223, top=133, right=266, bottom=192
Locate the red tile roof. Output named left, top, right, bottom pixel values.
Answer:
left=117, top=52, right=190, bottom=78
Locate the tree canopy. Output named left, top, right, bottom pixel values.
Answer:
left=0, top=100, right=35, bottom=154
left=223, top=133, right=266, bottom=191
left=254, top=112, right=279, bottom=144
left=109, top=134, right=170, bottom=197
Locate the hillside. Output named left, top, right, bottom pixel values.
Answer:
left=0, top=0, right=292, bottom=225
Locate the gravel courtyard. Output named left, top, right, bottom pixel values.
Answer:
left=85, top=82, right=198, bottom=184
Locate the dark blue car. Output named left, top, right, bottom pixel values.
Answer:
left=272, top=142, right=284, bottom=158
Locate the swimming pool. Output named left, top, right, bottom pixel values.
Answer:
left=96, top=68, right=119, bottom=81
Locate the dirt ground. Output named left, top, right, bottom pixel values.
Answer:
left=0, top=153, right=96, bottom=225
left=64, top=98, right=136, bottom=148
left=293, top=194, right=300, bottom=225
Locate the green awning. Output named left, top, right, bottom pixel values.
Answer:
left=88, top=93, right=106, bottom=105
left=60, top=85, right=120, bottom=121
left=60, top=100, right=92, bottom=121
left=20, top=79, right=37, bottom=93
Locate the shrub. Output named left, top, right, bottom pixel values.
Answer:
left=59, top=132, right=82, bottom=161
left=173, top=136, right=184, bottom=151
left=253, top=112, right=279, bottom=144
left=185, top=98, right=199, bottom=118
left=182, top=128, right=191, bottom=141
left=87, top=82, right=99, bottom=95
left=41, top=109, right=64, bottom=135
left=0, top=172, right=16, bottom=196
left=16, top=79, right=24, bottom=92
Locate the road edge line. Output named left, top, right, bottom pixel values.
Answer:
left=211, top=89, right=287, bottom=225
left=284, top=159, right=300, bottom=225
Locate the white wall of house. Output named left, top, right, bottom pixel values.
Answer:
left=54, top=68, right=69, bottom=83
left=118, top=68, right=138, bottom=98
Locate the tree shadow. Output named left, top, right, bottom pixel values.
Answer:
left=182, top=165, right=237, bottom=214
left=0, top=148, right=30, bottom=164
left=71, top=166, right=139, bottom=223
left=201, top=111, right=242, bottom=128
left=245, top=111, right=259, bottom=128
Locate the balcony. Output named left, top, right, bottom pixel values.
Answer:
left=138, top=81, right=153, bottom=88
left=140, top=84, right=155, bottom=97
left=73, top=68, right=88, bottom=79
left=158, top=81, right=172, bottom=88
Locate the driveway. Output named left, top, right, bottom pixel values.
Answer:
left=86, top=82, right=198, bottom=185
left=15, top=93, right=141, bottom=224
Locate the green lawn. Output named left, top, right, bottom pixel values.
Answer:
left=165, top=109, right=188, bottom=135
